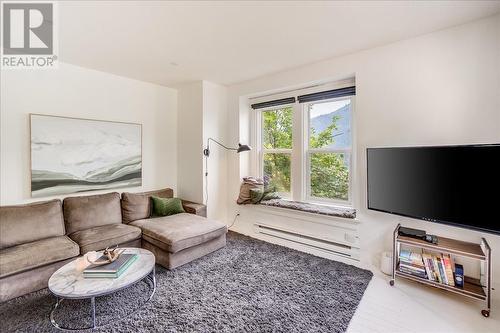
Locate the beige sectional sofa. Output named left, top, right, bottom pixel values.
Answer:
left=0, top=188, right=226, bottom=302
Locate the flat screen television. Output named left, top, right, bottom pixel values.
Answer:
left=367, top=144, right=500, bottom=235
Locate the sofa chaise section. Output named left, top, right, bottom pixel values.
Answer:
left=131, top=213, right=227, bottom=269
left=64, top=192, right=142, bottom=253
left=0, top=200, right=79, bottom=302
left=134, top=214, right=226, bottom=253
left=122, top=189, right=227, bottom=269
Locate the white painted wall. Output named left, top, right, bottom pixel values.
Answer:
left=175, top=80, right=229, bottom=222
left=176, top=81, right=204, bottom=203
left=0, top=62, right=178, bottom=205
left=202, top=81, right=229, bottom=223
left=227, top=14, right=500, bottom=287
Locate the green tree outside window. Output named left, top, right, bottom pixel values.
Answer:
left=262, top=104, right=349, bottom=200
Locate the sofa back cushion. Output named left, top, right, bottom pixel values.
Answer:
left=0, top=199, right=65, bottom=250
left=64, top=192, right=122, bottom=235
left=121, top=188, right=173, bottom=224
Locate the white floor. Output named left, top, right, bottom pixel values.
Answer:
left=347, top=271, right=499, bottom=333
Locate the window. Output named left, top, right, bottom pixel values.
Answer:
left=306, top=98, right=352, bottom=203
left=254, top=84, right=354, bottom=207
left=261, top=106, right=293, bottom=196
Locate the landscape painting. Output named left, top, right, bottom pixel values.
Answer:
left=30, top=114, right=142, bottom=197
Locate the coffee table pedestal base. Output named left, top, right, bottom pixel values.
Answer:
left=50, top=268, right=156, bottom=331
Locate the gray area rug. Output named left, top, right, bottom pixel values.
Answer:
left=0, top=232, right=372, bottom=333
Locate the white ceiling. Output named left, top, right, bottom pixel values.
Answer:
left=59, top=1, right=500, bottom=87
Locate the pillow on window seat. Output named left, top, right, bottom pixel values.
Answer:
left=250, top=188, right=265, bottom=204
left=261, top=191, right=281, bottom=201
left=250, top=185, right=281, bottom=204
left=237, top=177, right=264, bottom=204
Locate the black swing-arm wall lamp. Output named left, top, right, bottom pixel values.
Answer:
left=203, top=138, right=251, bottom=157
left=203, top=138, right=251, bottom=206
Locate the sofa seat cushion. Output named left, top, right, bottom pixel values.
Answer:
left=0, top=236, right=79, bottom=278
left=130, top=213, right=227, bottom=253
left=69, top=224, right=142, bottom=254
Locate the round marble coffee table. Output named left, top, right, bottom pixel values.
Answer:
left=48, top=248, right=155, bottom=330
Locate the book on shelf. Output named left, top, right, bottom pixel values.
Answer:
left=399, top=266, right=427, bottom=278
left=437, top=257, right=448, bottom=284
left=399, top=249, right=424, bottom=265
left=83, top=253, right=138, bottom=279
left=398, top=249, right=427, bottom=278
left=441, top=254, right=455, bottom=287
left=399, top=262, right=425, bottom=272
left=399, top=258, right=425, bottom=268
left=421, top=253, right=435, bottom=282
left=398, top=249, right=462, bottom=287
left=423, top=253, right=440, bottom=282
left=430, top=255, right=442, bottom=283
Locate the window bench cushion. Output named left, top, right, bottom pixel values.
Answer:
left=259, top=199, right=356, bottom=219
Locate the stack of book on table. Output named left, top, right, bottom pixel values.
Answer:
left=83, top=253, right=138, bottom=279
left=398, top=249, right=457, bottom=287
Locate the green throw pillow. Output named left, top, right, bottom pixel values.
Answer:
left=261, top=191, right=281, bottom=201
left=151, top=196, right=185, bottom=216
left=250, top=188, right=265, bottom=204
left=250, top=185, right=281, bottom=203
left=264, top=185, right=276, bottom=194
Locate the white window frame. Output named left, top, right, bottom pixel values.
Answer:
left=303, top=96, right=354, bottom=207
left=257, top=104, right=295, bottom=198
left=253, top=81, right=356, bottom=209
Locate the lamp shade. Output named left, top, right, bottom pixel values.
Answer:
left=237, top=143, right=252, bottom=153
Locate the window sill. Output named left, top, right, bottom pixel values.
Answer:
left=258, top=199, right=356, bottom=219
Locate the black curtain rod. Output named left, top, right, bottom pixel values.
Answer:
left=251, top=86, right=356, bottom=109
left=251, top=97, right=296, bottom=110
left=297, top=86, right=356, bottom=103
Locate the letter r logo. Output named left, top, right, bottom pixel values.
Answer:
left=2, top=3, right=53, bottom=55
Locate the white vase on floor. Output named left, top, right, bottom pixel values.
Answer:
left=380, top=251, right=393, bottom=276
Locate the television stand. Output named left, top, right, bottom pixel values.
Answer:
left=390, top=224, right=492, bottom=317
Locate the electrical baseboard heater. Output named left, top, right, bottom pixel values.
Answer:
left=254, top=223, right=360, bottom=260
